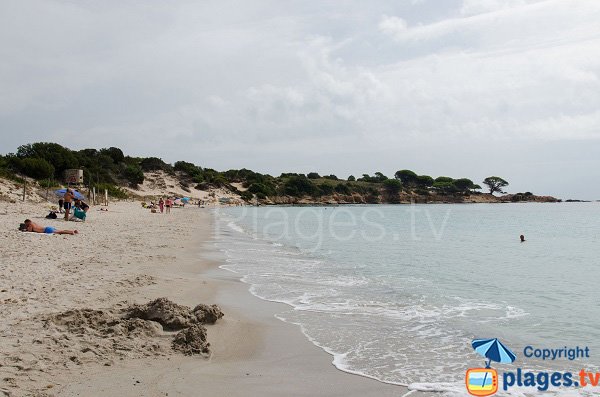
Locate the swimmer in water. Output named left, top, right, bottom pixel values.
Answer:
left=520, top=234, right=525, bottom=242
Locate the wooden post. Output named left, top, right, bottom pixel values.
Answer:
left=105, top=189, right=108, bottom=206
left=92, top=187, right=96, bottom=206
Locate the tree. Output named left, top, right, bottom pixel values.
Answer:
left=394, top=170, right=418, bottom=186
left=19, top=158, right=55, bottom=180
left=483, top=176, right=509, bottom=195
left=16, top=142, right=78, bottom=176
left=434, top=176, right=454, bottom=184
left=307, top=172, right=320, bottom=179
left=174, top=161, right=202, bottom=177
left=140, top=157, right=169, bottom=171
left=347, top=175, right=355, bottom=181
left=453, top=178, right=475, bottom=193
left=383, top=179, right=402, bottom=195
left=99, top=147, right=125, bottom=164
left=123, top=164, right=144, bottom=186
left=415, top=175, right=434, bottom=188
left=283, top=175, right=318, bottom=197
left=432, top=181, right=457, bottom=195
left=374, top=172, right=388, bottom=182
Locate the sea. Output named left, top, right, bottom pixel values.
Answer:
left=212, top=203, right=600, bottom=396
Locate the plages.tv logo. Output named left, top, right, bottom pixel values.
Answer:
left=466, top=338, right=516, bottom=396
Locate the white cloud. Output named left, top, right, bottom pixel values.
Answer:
left=460, top=0, right=547, bottom=16
left=378, top=15, right=408, bottom=37
left=2, top=0, right=600, bottom=197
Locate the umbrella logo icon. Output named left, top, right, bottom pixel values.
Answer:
left=466, top=338, right=517, bottom=396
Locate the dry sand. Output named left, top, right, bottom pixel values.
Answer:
left=0, top=199, right=422, bottom=397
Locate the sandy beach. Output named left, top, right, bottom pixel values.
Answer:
left=0, top=200, right=419, bottom=397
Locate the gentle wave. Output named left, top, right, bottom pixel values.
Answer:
left=213, top=206, right=600, bottom=396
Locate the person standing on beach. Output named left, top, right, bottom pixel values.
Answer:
left=63, top=188, right=74, bottom=220
left=165, top=197, right=172, bottom=214
left=159, top=198, right=164, bottom=213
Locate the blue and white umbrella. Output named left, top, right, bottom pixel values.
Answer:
left=472, top=338, right=516, bottom=388
left=55, top=189, right=85, bottom=200
left=472, top=338, right=516, bottom=366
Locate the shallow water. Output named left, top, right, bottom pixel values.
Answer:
left=213, top=203, right=600, bottom=395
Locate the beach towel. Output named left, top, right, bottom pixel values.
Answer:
left=73, top=207, right=86, bottom=221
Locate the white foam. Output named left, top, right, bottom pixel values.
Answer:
left=226, top=221, right=245, bottom=234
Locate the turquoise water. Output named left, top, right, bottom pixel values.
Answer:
left=214, top=203, right=600, bottom=395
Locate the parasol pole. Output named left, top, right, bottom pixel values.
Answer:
left=481, top=359, right=492, bottom=387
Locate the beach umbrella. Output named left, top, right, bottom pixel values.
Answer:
left=472, top=338, right=516, bottom=366
left=471, top=338, right=516, bottom=388
left=181, top=197, right=190, bottom=203
left=55, top=189, right=85, bottom=200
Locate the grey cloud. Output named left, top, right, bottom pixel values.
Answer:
left=1, top=0, right=600, bottom=198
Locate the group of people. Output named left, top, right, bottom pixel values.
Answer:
left=58, top=188, right=89, bottom=221
left=19, top=188, right=84, bottom=236
left=145, top=198, right=174, bottom=213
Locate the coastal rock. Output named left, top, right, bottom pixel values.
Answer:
left=125, top=297, right=196, bottom=330
left=172, top=325, right=210, bottom=356
left=193, top=304, right=224, bottom=324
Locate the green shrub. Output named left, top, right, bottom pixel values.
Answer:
left=95, top=183, right=129, bottom=199
left=38, top=179, right=61, bottom=188
left=123, top=164, right=144, bottom=186
left=335, top=183, right=351, bottom=195
left=140, top=157, right=170, bottom=172
left=174, top=161, right=202, bottom=177
left=99, top=147, right=124, bottom=163
left=19, top=158, right=55, bottom=180
left=283, top=175, right=318, bottom=197
left=239, top=191, right=253, bottom=202
left=318, top=183, right=335, bottom=196
left=248, top=183, right=275, bottom=197
left=16, top=142, right=78, bottom=177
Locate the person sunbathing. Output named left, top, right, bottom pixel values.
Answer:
left=19, top=219, right=78, bottom=235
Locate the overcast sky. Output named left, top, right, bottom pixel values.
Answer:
left=1, top=0, right=600, bottom=199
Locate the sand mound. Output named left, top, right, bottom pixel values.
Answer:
left=39, top=298, right=224, bottom=368
left=47, top=308, right=163, bottom=337
left=42, top=308, right=167, bottom=366
left=125, top=297, right=196, bottom=330
left=172, top=325, right=210, bottom=356
left=193, top=303, right=224, bottom=324
left=125, top=298, right=224, bottom=329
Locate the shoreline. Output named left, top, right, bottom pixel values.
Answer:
left=61, top=207, right=414, bottom=396
left=0, top=200, right=419, bottom=396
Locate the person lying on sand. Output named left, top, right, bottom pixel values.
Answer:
left=19, top=219, right=78, bottom=235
